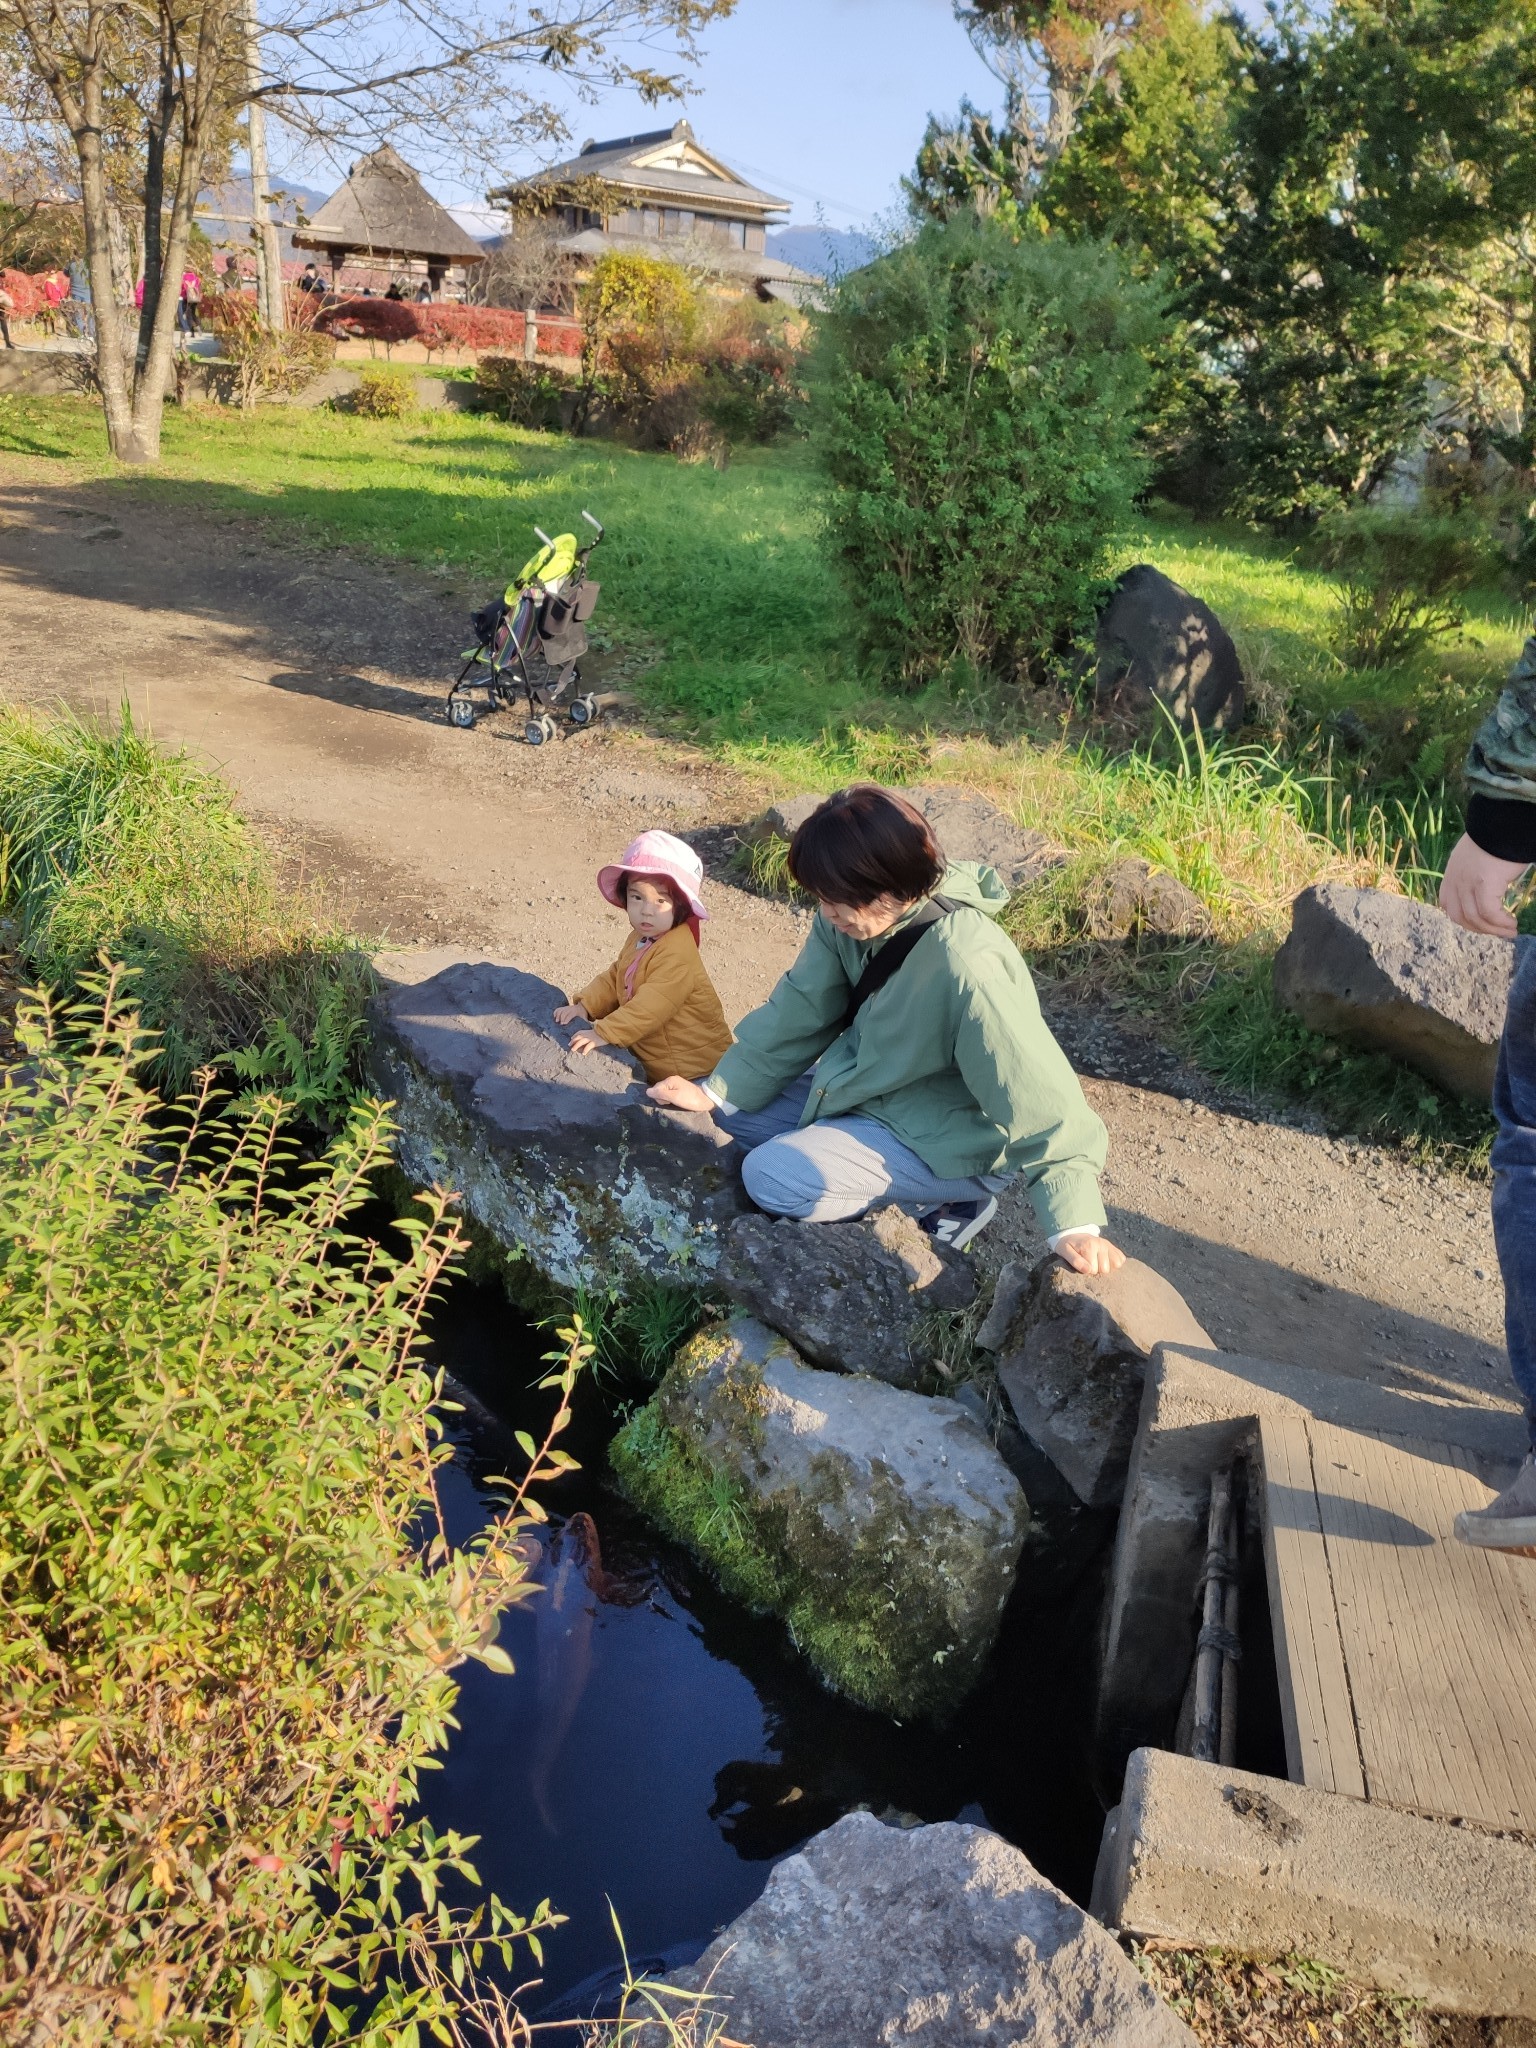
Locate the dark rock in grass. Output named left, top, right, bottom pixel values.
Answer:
left=610, top=1314, right=1027, bottom=1720
left=672, top=1810, right=1197, bottom=2047
left=1273, top=883, right=1524, bottom=1101
left=1083, top=857, right=1211, bottom=943
left=368, top=951, right=750, bottom=1290
left=982, top=1255, right=1214, bottom=1509
left=760, top=784, right=1067, bottom=892
left=716, top=1202, right=975, bottom=1389
left=1095, top=564, right=1246, bottom=737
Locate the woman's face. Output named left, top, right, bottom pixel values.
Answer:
left=816, top=892, right=916, bottom=942
left=626, top=876, right=679, bottom=939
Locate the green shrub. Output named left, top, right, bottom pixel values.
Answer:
left=809, top=215, right=1167, bottom=686
left=0, top=976, right=584, bottom=2041
left=0, top=703, right=371, bottom=1117
left=473, top=352, right=569, bottom=430
left=349, top=365, right=417, bottom=419
left=1308, top=508, right=1487, bottom=671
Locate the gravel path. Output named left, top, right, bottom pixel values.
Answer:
left=0, top=465, right=1512, bottom=1419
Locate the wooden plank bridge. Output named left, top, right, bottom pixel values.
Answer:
left=1260, top=1411, right=1536, bottom=1833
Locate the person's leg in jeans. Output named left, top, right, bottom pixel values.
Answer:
left=1493, top=941, right=1536, bottom=1450
left=740, top=1113, right=998, bottom=1223
left=1456, top=941, right=1536, bottom=1550
left=0, top=307, right=12, bottom=349
left=713, top=1073, right=815, bottom=1152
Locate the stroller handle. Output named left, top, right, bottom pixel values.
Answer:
left=533, top=525, right=555, bottom=549
left=582, top=509, right=604, bottom=540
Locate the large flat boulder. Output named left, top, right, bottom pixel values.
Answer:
left=980, top=1257, right=1214, bottom=1509
left=716, top=1204, right=975, bottom=1389
left=1094, top=564, right=1245, bottom=736
left=761, top=784, right=1067, bottom=892
left=610, top=1315, right=1027, bottom=1720
left=368, top=953, right=751, bottom=1290
left=675, top=1810, right=1196, bottom=2047
left=1273, top=883, right=1524, bottom=1100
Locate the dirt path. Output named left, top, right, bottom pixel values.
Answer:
left=0, top=469, right=1512, bottom=1417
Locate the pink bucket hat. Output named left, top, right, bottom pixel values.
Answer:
left=597, top=830, right=709, bottom=921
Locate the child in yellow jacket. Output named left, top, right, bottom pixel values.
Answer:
left=553, top=830, right=733, bottom=1085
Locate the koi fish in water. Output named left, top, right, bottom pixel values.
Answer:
left=528, top=1511, right=644, bottom=1832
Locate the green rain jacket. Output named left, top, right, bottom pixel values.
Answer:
left=705, top=862, right=1109, bottom=1238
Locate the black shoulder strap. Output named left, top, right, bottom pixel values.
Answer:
left=840, top=895, right=958, bottom=1030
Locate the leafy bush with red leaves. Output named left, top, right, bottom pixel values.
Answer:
left=0, top=270, right=46, bottom=322
left=313, top=296, right=422, bottom=347
left=417, top=303, right=525, bottom=354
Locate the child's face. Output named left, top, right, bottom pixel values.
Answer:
left=626, top=876, right=678, bottom=939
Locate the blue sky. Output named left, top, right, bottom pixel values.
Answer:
left=272, top=0, right=1002, bottom=229
left=529, top=0, right=1001, bottom=229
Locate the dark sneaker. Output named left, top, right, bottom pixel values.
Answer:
left=918, top=1195, right=998, bottom=1252
left=1454, top=1453, right=1536, bottom=1557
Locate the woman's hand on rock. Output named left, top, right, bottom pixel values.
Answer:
left=553, top=1001, right=589, bottom=1026
left=647, top=1075, right=715, bottom=1114
left=1054, top=1232, right=1126, bottom=1277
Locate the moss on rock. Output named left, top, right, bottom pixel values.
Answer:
left=611, top=1316, right=1028, bottom=1722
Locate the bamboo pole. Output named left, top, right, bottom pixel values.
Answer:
left=1190, top=1471, right=1231, bottom=1765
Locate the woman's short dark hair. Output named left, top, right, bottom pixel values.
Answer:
left=787, top=786, right=944, bottom=907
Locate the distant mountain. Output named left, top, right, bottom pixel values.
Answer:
left=767, top=225, right=875, bottom=280
left=196, top=171, right=332, bottom=261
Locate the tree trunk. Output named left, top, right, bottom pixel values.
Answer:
left=245, top=0, right=285, bottom=330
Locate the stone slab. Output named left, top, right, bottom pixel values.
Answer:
left=368, top=949, right=751, bottom=1289
left=679, top=1809, right=1196, bottom=2046
left=1094, top=1747, right=1536, bottom=2018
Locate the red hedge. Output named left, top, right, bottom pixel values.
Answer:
left=313, top=297, right=422, bottom=345
left=1, top=270, right=47, bottom=321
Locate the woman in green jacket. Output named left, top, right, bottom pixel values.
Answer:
left=648, top=786, right=1123, bottom=1271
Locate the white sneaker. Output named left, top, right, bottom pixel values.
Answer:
left=1454, top=1453, right=1536, bottom=1557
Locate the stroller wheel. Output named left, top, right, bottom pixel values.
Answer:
left=525, top=713, right=557, bottom=746
left=447, top=696, right=476, bottom=730
left=569, top=692, right=599, bottom=726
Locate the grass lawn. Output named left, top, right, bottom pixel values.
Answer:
left=0, top=392, right=1518, bottom=1157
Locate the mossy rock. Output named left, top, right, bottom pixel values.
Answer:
left=611, top=1315, right=1029, bottom=1722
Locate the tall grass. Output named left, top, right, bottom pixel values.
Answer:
left=0, top=701, right=372, bottom=1116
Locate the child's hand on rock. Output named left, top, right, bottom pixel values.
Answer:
left=568, top=1028, right=604, bottom=1057
left=1054, top=1233, right=1126, bottom=1277
left=553, top=1002, right=589, bottom=1027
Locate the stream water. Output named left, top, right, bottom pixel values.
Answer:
left=420, top=1275, right=1112, bottom=2019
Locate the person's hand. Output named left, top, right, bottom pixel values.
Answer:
left=1439, top=832, right=1528, bottom=939
left=646, top=1075, right=715, bottom=1114
left=552, top=1002, right=589, bottom=1026
left=1054, top=1232, right=1126, bottom=1277
left=568, top=1028, right=604, bottom=1057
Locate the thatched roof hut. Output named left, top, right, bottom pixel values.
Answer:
left=292, top=145, right=486, bottom=290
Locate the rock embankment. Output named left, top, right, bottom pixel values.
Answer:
left=610, top=1314, right=1028, bottom=1721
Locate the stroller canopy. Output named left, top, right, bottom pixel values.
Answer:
left=508, top=532, right=578, bottom=603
